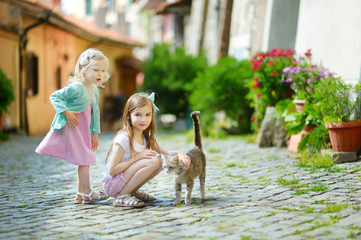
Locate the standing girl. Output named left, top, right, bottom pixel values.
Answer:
left=102, top=92, right=190, bottom=207
left=36, top=48, right=109, bottom=204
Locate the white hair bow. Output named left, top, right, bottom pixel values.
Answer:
left=79, top=49, right=96, bottom=66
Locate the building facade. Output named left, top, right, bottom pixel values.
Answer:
left=0, top=0, right=143, bottom=135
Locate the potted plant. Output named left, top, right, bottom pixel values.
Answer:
left=279, top=49, right=332, bottom=152
left=313, top=75, right=361, bottom=152
left=0, top=69, right=15, bottom=131
left=281, top=49, right=332, bottom=103
left=276, top=98, right=323, bottom=152
left=247, top=48, right=296, bottom=131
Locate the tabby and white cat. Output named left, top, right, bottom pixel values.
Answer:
left=161, top=111, right=206, bottom=205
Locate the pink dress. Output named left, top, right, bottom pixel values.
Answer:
left=35, top=104, right=96, bottom=166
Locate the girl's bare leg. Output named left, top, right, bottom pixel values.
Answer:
left=132, top=160, right=163, bottom=193
left=119, top=157, right=162, bottom=195
left=76, top=166, right=99, bottom=201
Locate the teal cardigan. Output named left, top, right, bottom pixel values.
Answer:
left=49, top=82, right=101, bottom=135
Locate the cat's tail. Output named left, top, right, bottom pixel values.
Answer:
left=190, top=111, right=202, bottom=149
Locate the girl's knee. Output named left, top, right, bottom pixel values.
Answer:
left=151, top=156, right=161, bottom=170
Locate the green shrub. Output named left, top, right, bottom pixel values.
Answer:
left=0, top=69, right=15, bottom=114
left=313, top=75, right=361, bottom=123
left=298, top=124, right=330, bottom=153
left=188, top=57, right=253, bottom=135
left=140, top=43, right=208, bottom=118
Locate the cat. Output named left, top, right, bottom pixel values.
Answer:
left=161, top=111, right=206, bottom=205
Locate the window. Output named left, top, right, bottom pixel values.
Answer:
left=107, top=0, right=116, bottom=12
left=56, top=67, right=61, bottom=89
left=86, top=0, right=92, bottom=15
left=26, top=52, right=38, bottom=97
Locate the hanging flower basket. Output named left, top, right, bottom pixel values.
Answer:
left=325, top=121, right=361, bottom=152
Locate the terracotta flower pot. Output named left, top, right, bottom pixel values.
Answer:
left=287, top=99, right=309, bottom=153
left=288, top=125, right=316, bottom=153
left=293, top=99, right=306, bottom=113
left=325, top=121, right=361, bottom=152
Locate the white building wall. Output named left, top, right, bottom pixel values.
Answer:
left=229, top=0, right=254, bottom=60
left=185, top=0, right=223, bottom=65
left=184, top=0, right=205, bottom=57
left=295, top=0, right=361, bottom=83
left=61, top=0, right=85, bottom=18
left=202, top=0, right=220, bottom=65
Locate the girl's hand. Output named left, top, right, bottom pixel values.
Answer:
left=91, top=134, right=99, bottom=152
left=177, top=151, right=191, bottom=169
left=63, top=110, right=79, bottom=127
left=136, top=149, right=158, bottom=161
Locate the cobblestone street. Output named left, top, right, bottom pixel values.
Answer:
left=1, top=133, right=361, bottom=239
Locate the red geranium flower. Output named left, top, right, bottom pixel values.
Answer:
left=267, top=61, right=275, bottom=66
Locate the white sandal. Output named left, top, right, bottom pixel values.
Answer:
left=75, top=190, right=108, bottom=204
left=74, top=193, right=83, bottom=204
left=113, top=194, right=146, bottom=208
left=131, top=191, right=156, bottom=202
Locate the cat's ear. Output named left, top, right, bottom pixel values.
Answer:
left=171, top=155, right=179, bottom=164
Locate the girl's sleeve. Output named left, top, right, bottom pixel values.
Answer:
left=50, top=84, right=80, bottom=114
left=114, top=133, right=129, bottom=150
left=92, top=86, right=101, bottom=134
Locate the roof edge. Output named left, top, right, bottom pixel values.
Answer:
left=1, top=0, right=143, bottom=48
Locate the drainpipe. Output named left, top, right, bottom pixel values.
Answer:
left=18, top=11, right=50, bottom=135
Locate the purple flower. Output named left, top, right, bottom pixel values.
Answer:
left=283, top=67, right=292, bottom=74
left=302, top=68, right=314, bottom=72
left=307, top=78, right=313, bottom=84
left=290, top=66, right=301, bottom=74
left=286, top=77, right=293, bottom=82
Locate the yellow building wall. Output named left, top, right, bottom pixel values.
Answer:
left=24, top=22, right=133, bottom=136
left=0, top=29, right=20, bottom=131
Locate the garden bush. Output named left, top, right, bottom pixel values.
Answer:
left=140, top=43, right=208, bottom=118
left=188, top=57, right=253, bottom=136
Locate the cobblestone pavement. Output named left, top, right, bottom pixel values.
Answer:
left=1, top=133, right=361, bottom=240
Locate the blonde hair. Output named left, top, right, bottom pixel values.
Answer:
left=105, top=92, right=158, bottom=161
left=68, top=48, right=110, bottom=88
